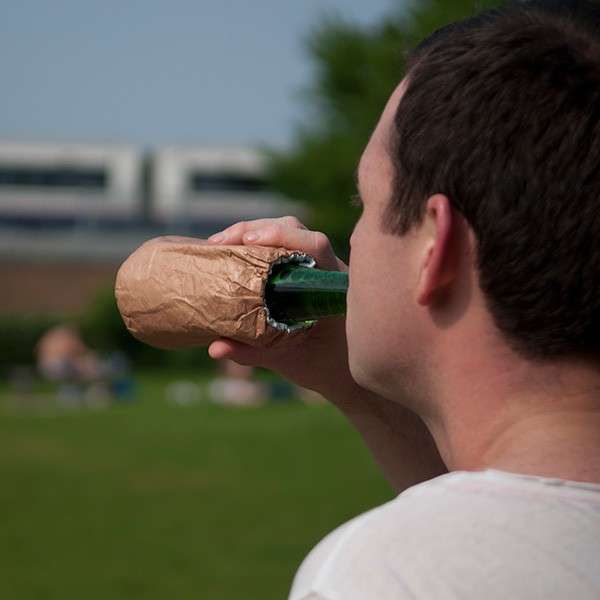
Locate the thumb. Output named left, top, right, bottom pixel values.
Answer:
left=208, top=338, right=268, bottom=368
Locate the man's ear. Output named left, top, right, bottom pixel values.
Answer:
left=416, top=194, right=458, bottom=306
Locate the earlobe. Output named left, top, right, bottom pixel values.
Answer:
left=416, top=195, right=456, bottom=306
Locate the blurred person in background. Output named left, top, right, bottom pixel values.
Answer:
left=206, top=360, right=320, bottom=407
left=36, top=324, right=100, bottom=382
left=105, top=351, right=136, bottom=404
left=207, top=359, right=266, bottom=407
left=207, top=1, right=600, bottom=598
left=36, top=324, right=103, bottom=405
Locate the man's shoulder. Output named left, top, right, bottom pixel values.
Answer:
left=289, top=472, right=486, bottom=600
left=290, top=471, right=496, bottom=592
left=289, top=470, right=600, bottom=600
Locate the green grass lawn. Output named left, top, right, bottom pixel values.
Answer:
left=0, top=370, right=392, bottom=599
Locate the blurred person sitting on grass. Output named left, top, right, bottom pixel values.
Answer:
left=36, top=328, right=136, bottom=407
left=207, top=1, right=600, bottom=599
left=207, top=359, right=267, bottom=407
left=36, top=325, right=100, bottom=382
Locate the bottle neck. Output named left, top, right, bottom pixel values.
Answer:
left=265, top=265, right=348, bottom=326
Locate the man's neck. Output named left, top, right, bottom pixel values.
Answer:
left=424, top=342, right=600, bottom=485
left=476, top=409, right=600, bottom=483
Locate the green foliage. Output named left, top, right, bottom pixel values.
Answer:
left=268, top=0, right=502, bottom=261
left=78, top=286, right=135, bottom=354
left=0, top=314, right=61, bottom=370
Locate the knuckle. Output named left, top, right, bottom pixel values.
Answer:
left=283, top=215, right=304, bottom=228
left=266, top=223, right=284, bottom=238
left=228, top=220, right=253, bottom=236
left=312, top=231, right=330, bottom=252
left=224, top=222, right=242, bottom=235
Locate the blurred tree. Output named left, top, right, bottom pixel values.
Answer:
left=0, top=314, right=60, bottom=371
left=79, top=286, right=134, bottom=355
left=268, top=0, right=502, bottom=260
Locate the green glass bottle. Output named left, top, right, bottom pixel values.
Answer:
left=265, top=264, right=348, bottom=327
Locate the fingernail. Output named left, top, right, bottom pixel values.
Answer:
left=209, top=233, right=225, bottom=243
left=244, top=232, right=259, bottom=242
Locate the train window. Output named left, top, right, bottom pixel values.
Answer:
left=0, top=165, right=108, bottom=190
left=188, top=171, right=267, bottom=194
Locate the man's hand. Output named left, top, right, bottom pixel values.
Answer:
left=207, top=216, right=354, bottom=404
left=207, top=217, right=446, bottom=491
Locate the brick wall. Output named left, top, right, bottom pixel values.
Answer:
left=1, top=260, right=120, bottom=314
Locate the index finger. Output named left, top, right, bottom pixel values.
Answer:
left=242, top=224, right=344, bottom=272
left=208, top=216, right=307, bottom=244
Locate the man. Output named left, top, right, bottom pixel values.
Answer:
left=208, top=1, right=600, bottom=597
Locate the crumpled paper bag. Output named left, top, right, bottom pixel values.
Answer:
left=115, top=236, right=316, bottom=350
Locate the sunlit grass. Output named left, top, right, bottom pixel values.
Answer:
left=0, top=370, right=392, bottom=600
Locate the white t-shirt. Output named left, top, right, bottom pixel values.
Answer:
left=289, top=470, right=600, bottom=600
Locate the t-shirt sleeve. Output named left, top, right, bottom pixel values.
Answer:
left=288, top=510, right=387, bottom=600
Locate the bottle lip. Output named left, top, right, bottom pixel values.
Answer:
left=264, top=253, right=317, bottom=333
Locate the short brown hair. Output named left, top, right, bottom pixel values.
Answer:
left=386, top=0, right=600, bottom=359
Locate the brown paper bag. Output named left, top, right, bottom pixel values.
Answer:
left=115, top=236, right=316, bottom=350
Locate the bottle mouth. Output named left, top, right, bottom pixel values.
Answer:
left=264, top=253, right=316, bottom=333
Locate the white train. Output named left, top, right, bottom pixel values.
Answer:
left=0, top=141, right=142, bottom=226
left=0, top=141, right=306, bottom=233
left=150, top=145, right=304, bottom=227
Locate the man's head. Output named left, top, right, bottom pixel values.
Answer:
left=347, top=0, right=600, bottom=400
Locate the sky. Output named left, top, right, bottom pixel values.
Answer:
left=0, top=0, right=404, bottom=150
